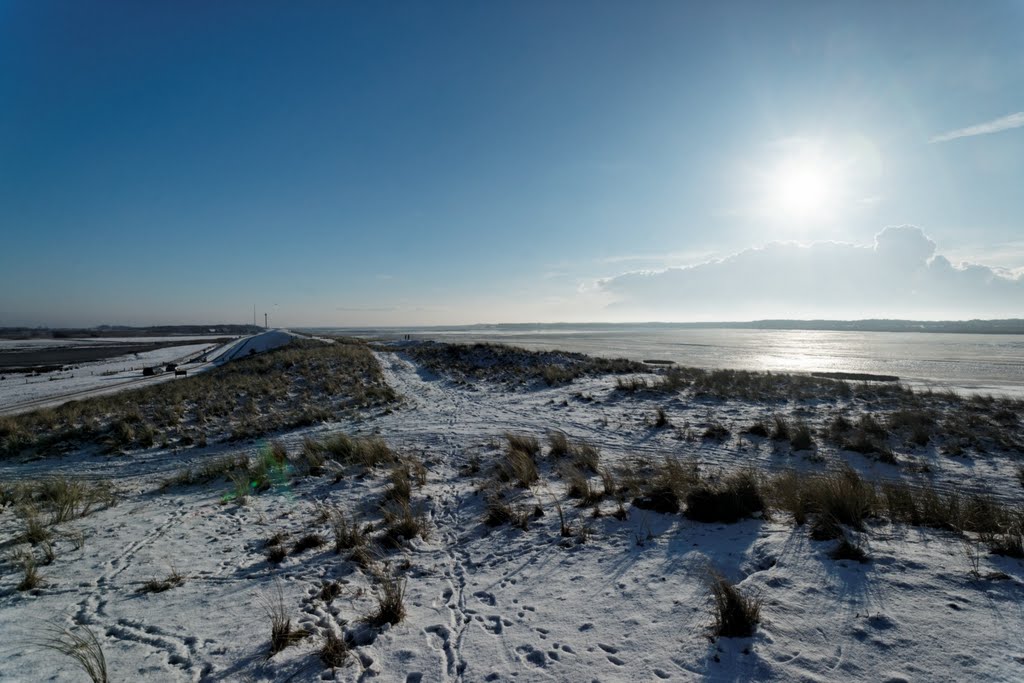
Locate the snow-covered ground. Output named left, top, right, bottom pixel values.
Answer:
left=0, top=343, right=221, bottom=416
left=0, top=336, right=233, bottom=352
left=0, top=331, right=298, bottom=416
left=0, top=349, right=1021, bottom=681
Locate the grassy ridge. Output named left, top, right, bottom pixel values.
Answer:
left=0, top=338, right=397, bottom=458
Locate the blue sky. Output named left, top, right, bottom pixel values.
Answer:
left=2, top=1, right=1022, bottom=326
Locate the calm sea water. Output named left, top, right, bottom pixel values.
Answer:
left=322, top=325, right=1024, bottom=397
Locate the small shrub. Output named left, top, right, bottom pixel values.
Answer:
left=267, top=545, right=287, bottom=564
left=348, top=544, right=378, bottom=570
left=571, top=441, right=600, bottom=472
left=811, top=466, right=875, bottom=530
left=265, top=531, right=288, bottom=547
left=708, top=571, right=761, bottom=638
left=632, top=457, right=699, bottom=514
left=554, top=499, right=573, bottom=537
left=292, top=436, right=326, bottom=476
left=323, top=434, right=397, bottom=469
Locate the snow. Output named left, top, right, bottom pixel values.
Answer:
left=0, top=343, right=222, bottom=416
left=0, top=331, right=299, bottom=416
left=0, top=336, right=233, bottom=352
left=210, top=330, right=297, bottom=362
left=0, top=348, right=1021, bottom=681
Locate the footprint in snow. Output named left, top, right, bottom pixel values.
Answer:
left=473, top=590, right=496, bottom=606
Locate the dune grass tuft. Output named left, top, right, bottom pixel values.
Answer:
left=708, top=570, right=761, bottom=638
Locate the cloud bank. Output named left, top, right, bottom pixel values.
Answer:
left=597, top=226, right=1024, bottom=320
left=930, top=111, right=1024, bottom=143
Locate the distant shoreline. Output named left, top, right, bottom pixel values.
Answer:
left=304, top=318, right=1024, bottom=336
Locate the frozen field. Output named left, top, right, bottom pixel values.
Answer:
left=0, top=343, right=219, bottom=415
left=1, top=341, right=1021, bottom=682
left=0, top=331, right=296, bottom=416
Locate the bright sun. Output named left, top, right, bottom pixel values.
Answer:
left=770, top=155, right=839, bottom=221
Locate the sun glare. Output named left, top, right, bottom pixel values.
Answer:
left=770, top=154, right=839, bottom=221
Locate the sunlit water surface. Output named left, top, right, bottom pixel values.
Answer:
left=328, top=326, right=1024, bottom=398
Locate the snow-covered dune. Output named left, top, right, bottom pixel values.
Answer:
left=0, top=348, right=1021, bottom=682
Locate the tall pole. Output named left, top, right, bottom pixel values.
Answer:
left=264, top=313, right=268, bottom=329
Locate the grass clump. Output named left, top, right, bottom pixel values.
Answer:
left=380, top=502, right=429, bottom=548
left=497, top=446, right=539, bottom=488
left=17, top=552, right=43, bottom=591
left=320, top=631, right=351, bottom=668
left=790, top=421, right=814, bottom=451
left=564, top=466, right=603, bottom=506
left=8, top=477, right=116, bottom=526
left=615, top=376, right=649, bottom=393
left=547, top=431, right=570, bottom=458
left=34, top=622, right=108, bottom=683
left=328, top=508, right=367, bottom=552
left=703, top=422, right=730, bottom=440
left=292, top=533, right=325, bottom=554
left=685, top=471, right=765, bottom=523
left=631, top=457, right=699, bottom=514
left=830, top=535, right=870, bottom=563
left=367, top=572, right=407, bottom=627
left=322, top=433, right=398, bottom=469
left=138, top=567, right=186, bottom=594
left=505, top=433, right=540, bottom=457
left=708, top=570, right=761, bottom=638
left=744, top=421, right=770, bottom=437
left=261, top=584, right=308, bottom=657
left=161, top=454, right=249, bottom=489
left=483, top=494, right=531, bottom=530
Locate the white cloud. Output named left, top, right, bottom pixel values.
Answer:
left=930, top=112, right=1024, bottom=143
left=596, top=226, right=1024, bottom=320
